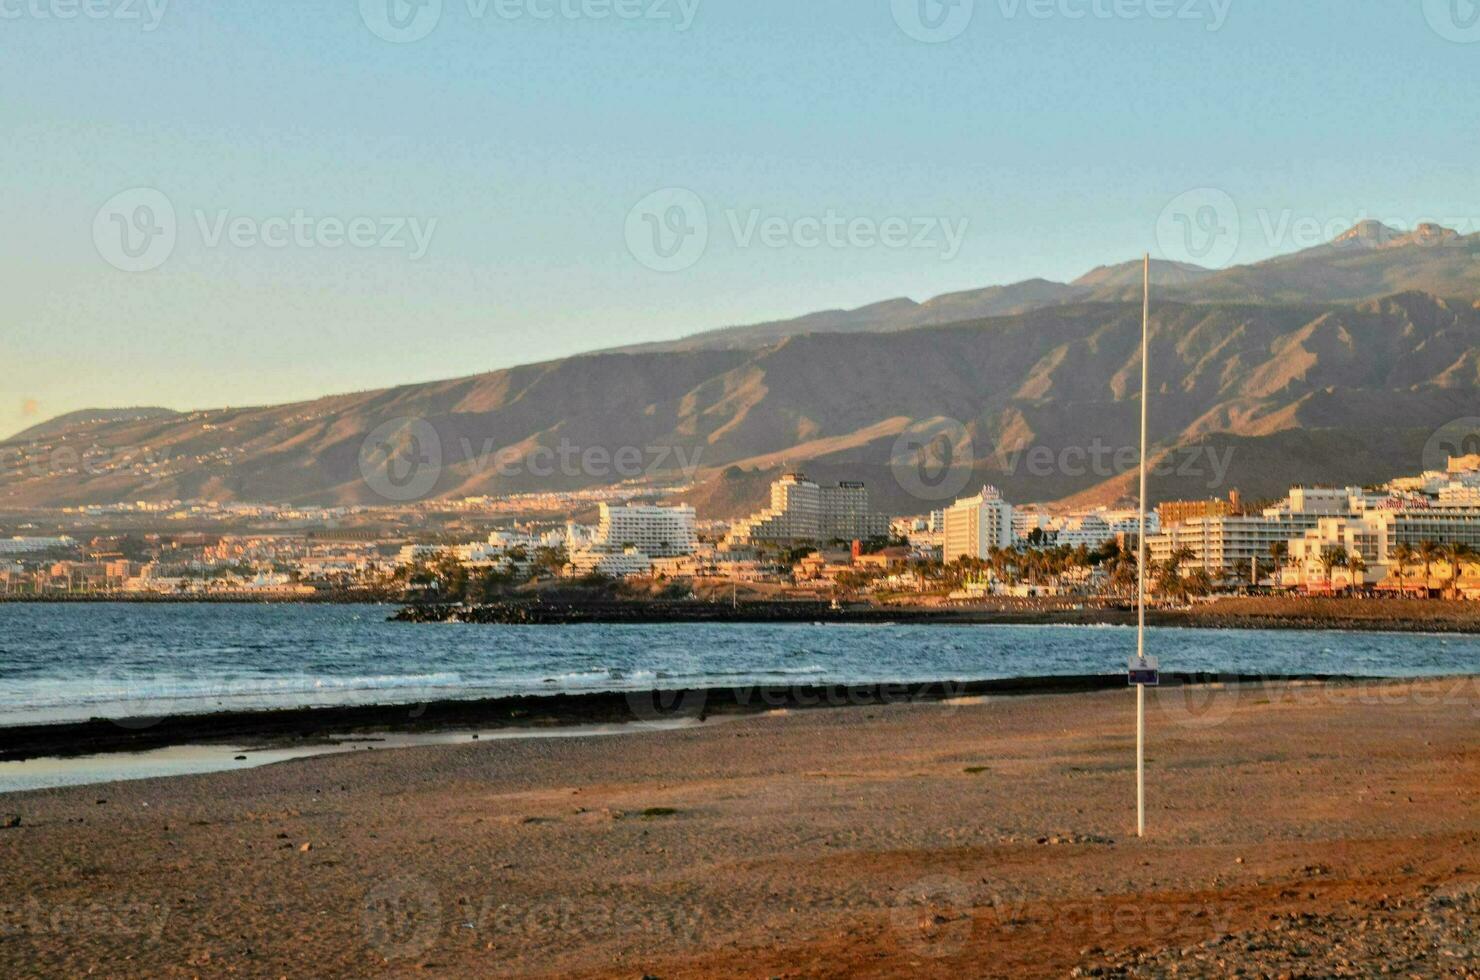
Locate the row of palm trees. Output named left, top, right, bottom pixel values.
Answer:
left=1267, top=539, right=1476, bottom=594
left=953, top=537, right=1475, bottom=598
left=940, top=542, right=1215, bottom=599
left=1389, top=540, right=1476, bottom=594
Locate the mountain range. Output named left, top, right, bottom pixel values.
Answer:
left=4, top=220, right=1478, bottom=517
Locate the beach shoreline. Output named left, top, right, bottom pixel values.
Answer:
left=0, top=672, right=1289, bottom=764
left=0, top=677, right=1474, bottom=977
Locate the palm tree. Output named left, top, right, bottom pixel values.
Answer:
left=1346, top=552, right=1367, bottom=594
left=1418, top=540, right=1441, bottom=593
left=1318, top=547, right=1344, bottom=589
left=1443, top=542, right=1475, bottom=596
left=1157, top=548, right=1195, bottom=597
left=1391, top=542, right=1415, bottom=592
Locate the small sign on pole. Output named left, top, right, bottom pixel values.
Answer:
left=1127, top=655, right=1160, bottom=687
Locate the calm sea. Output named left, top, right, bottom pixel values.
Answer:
left=3, top=603, right=1479, bottom=726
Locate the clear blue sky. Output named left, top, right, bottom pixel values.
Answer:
left=3, top=0, right=1477, bottom=438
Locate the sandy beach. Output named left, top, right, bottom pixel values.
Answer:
left=1, top=677, right=1477, bottom=978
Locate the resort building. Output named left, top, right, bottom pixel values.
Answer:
left=1048, top=510, right=1157, bottom=549
left=1151, top=463, right=1480, bottom=587
left=1157, top=497, right=1234, bottom=529
left=942, top=486, right=1015, bottom=562
left=1146, top=488, right=1368, bottom=579
left=564, top=503, right=696, bottom=578
left=567, top=546, right=653, bottom=578
left=1011, top=508, right=1051, bottom=543
left=1148, top=514, right=1314, bottom=579
left=588, top=503, right=696, bottom=558
left=1281, top=505, right=1480, bottom=591
left=723, top=473, right=890, bottom=548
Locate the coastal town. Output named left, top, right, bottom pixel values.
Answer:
left=4, top=452, right=1478, bottom=604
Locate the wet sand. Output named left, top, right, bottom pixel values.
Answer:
left=0, top=677, right=1476, bottom=978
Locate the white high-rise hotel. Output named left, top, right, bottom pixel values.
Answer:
left=591, top=503, right=696, bottom=557
left=942, top=486, right=1015, bottom=562
left=566, top=503, right=697, bottom=576
left=724, top=473, right=890, bottom=547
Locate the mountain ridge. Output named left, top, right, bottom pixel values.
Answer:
left=5, top=289, right=1477, bottom=517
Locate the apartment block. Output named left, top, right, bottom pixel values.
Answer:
left=942, top=486, right=1015, bottom=562
left=724, top=474, right=889, bottom=548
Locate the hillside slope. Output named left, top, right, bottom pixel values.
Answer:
left=5, top=292, right=1477, bottom=516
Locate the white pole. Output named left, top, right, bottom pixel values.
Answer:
left=1136, top=252, right=1151, bottom=839
left=1136, top=682, right=1145, bottom=836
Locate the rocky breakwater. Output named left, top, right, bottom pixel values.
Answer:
left=392, top=598, right=931, bottom=625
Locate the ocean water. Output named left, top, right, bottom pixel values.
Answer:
left=2, top=603, right=1479, bottom=726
